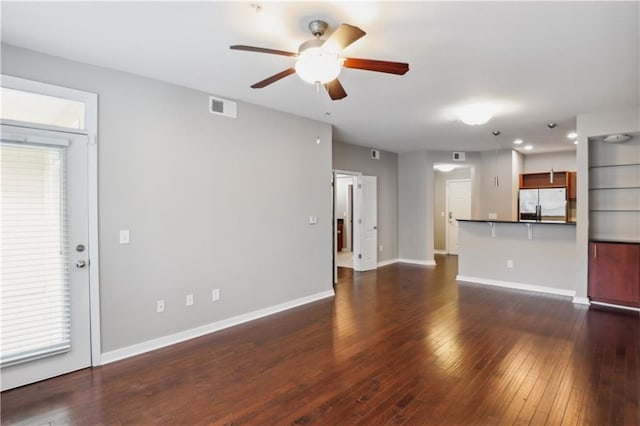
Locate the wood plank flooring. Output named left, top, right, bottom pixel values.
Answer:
left=2, top=255, right=639, bottom=425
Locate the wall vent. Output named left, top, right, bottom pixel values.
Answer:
left=452, top=151, right=466, bottom=161
left=209, top=96, right=237, bottom=118
left=371, top=149, right=380, bottom=160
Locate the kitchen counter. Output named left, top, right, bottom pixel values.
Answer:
left=456, top=220, right=578, bottom=299
left=457, top=219, right=576, bottom=225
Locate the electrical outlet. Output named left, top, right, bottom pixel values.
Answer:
left=212, top=289, right=220, bottom=302
left=507, top=259, right=514, bottom=269
left=156, top=299, right=165, bottom=313
left=186, top=294, right=194, bottom=306
left=488, top=213, right=498, bottom=220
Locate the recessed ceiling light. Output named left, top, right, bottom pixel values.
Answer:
left=567, top=132, right=578, bottom=139
left=573, top=140, right=578, bottom=145
left=457, top=103, right=494, bottom=125
left=523, top=145, right=533, bottom=151
left=513, top=139, right=523, bottom=145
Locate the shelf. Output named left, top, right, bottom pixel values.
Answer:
left=589, top=163, right=640, bottom=169
left=590, top=209, right=640, bottom=212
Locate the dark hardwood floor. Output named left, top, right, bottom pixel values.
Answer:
left=2, top=255, right=639, bottom=425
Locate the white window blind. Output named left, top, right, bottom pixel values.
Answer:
left=0, top=142, right=70, bottom=367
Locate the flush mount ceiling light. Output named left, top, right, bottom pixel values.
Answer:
left=434, top=164, right=457, bottom=172
left=512, top=139, right=523, bottom=145
left=458, top=103, right=494, bottom=125
left=603, top=134, right=632, bottom=144
left=567, top=132, right=578, bottom=139
left=523, top=145, right=533, bottom=151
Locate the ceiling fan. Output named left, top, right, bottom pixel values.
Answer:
left=230, top=20, right=409, bottom=100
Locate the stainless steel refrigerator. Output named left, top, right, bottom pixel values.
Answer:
left=519, top=188, right=567, bottom=222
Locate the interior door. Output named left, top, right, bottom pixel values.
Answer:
left=353, top=176, right=377, bottom=271
left=1, top=125, right=92, bottom=391
left=446, top=180, right=471, bottom=255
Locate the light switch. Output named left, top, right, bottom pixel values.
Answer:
left=119, top=229, right=130, bottom=244
left=309, top=216, right=318, bottom=224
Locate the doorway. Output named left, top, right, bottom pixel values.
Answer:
left=446, top=179, right=472, bottom=255
left=332, top=170, right=378, bottom=283
left=335, top=174, right=355, bottom=269
left=0, top=76, right=99, bottom=390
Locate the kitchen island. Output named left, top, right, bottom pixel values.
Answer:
left=456, top=219, right=580, bottom=301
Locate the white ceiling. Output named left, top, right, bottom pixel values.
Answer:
left=2, top=1, right=638, bottom=154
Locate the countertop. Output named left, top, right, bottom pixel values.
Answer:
left=590, top=239, right=640, bottom=245
left=457, top=219, right=576, bottom=226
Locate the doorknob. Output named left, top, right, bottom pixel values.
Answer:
left=76, top=260, right=87, bottom=269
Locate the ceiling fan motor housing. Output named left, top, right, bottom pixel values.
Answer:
left=298, top=38, right=324, bottom=54
left=308, top=20, right=328, bottom=38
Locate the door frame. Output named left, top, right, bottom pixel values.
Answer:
left=445, top=178, right=472, bottom=254
left=332, top=169, right=361, bottom=283
left=1, top=74, right=102, bottom=365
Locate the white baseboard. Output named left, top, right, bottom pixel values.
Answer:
left=100, top=290, right=335, bottom=365
left=456, top=275, right=575, bottom=298
left=377, top=258, right=399, bottom=267
left=398, top=258, right=437, bottom=266
left=572, top=296, right=591, bottom=305
left=590, top=301, right=640, bottom=312
left=434, top=250, right=447, bottom=255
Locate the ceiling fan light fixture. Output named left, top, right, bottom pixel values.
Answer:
left=457, top=103, right=494, bottom=126
left=295, top=47, right=343, bottom=84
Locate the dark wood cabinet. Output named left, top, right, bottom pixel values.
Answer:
left=520, top=171, right=568, bottom=189
left=336, top=219, right=344, bottom=252
left=567, top=171, right=576, bottom=200
left=588, top=241, right=640, bottom=308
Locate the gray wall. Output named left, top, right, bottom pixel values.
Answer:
left=398, top=152, right=429, bottom=261
left=332, top=141, right=398, bottom=262
left=399, top=150, right=483, bottom=263
left=433, top=167, right=472, bottom=252
left=524, top=151, right=576, bottom=173
left=2, top=44, right=333, bottom=353
left=458, top=221, right=577, bottom=293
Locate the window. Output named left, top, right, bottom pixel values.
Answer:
left=0, top=87, right=85, bottom=130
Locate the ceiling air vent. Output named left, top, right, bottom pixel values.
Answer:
left=209, top=96, right=237, bottom=118
left=452, top=151, right=466, bottom=161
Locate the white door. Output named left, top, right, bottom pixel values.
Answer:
left=353, top=176, right=377, bottom=271
left=446, top=179, right=471, bottom=255
left=1, top=125, right=91, bottom=390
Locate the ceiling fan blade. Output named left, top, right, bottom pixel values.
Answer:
left=343, top=57, right=409, bottom=75
left=230, top=45, right=297, bottom=57
left=250, top=68, right=296, bottom=88
left=324, top=79, right=347, bottom=100
left=323, top=24, right=366, bottom=52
